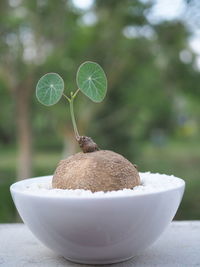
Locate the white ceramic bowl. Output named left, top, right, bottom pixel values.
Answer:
left=10, top=174, right=185, bottom=264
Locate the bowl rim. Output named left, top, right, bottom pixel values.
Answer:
left=10, top=173, right=185, bottom=200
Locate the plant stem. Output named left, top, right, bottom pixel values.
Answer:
left=69, top=96, right=80, bottom=140
left=63, top=93, right=70, bottom=102
left=63, top=90, right=99, bottom=153
left=73, top=88, right=80, bottom=98
left=63, top=90, right=80, bottom=140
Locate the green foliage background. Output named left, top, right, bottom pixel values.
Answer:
left=0, top=0, right=200, bottom=222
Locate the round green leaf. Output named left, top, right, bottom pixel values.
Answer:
left=76, top=61, right=107, bottom=103
left=36, top=73, right=64, bottom=106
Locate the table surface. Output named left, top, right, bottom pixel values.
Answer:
left=0, top=221, right=199, bottom=267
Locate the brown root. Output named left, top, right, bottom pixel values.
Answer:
left=77, top=136, right=99, bottom=153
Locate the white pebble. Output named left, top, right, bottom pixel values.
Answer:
left=22, top=172, right=184, bottom=198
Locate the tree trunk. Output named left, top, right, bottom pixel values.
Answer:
left=16, top=84, right=32, bottom=181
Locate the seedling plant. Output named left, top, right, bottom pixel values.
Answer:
left=36, top=61, right=107, bottom=152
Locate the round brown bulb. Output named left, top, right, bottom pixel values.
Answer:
left=52, top=150, right=140, bottom=192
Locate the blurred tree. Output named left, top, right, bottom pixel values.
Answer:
left=86, top=0, right=200, bottom=161
left=0, top=0, right=34, bottom=179
left=0, top=0, right=200, bottom=178
left=0, top=0, right=85, bottom=179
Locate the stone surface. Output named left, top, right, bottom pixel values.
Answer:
left=0, top=221, right=199, bottom=267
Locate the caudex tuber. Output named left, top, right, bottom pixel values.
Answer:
left=36, top=61, right=140, bottom=192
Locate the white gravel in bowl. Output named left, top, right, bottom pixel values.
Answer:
left=22, top=172, right=184, bottom=198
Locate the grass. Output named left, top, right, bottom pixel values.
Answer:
left=0, top=140, right=199, bottom=222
